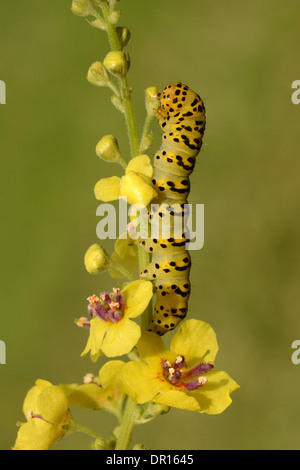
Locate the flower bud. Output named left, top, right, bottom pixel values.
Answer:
left=84, top=244, right=110, bottom=274
left=96, top=135, right=123, bottom=164
left=87, top=61, right=109, bottom=87
left=103, top=51, right=130, bottom=77
left=145, top=86, right=159, bottom=115
left=116, top=26, right=131, bottom=49
left=108, top=10, right=121, bottom=25
left=139, top=133, right=153, bottom=153
left=111, top=95, right=124, bottom=113
left=71, top=0, right=91, bottom=16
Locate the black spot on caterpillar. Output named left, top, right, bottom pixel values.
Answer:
left=140, top=83, right=206, bottom=335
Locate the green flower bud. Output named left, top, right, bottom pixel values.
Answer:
left=145, top=86, right=159, bottom=115
left=84, top=244, right=110, bottom=274
left=86, top=17, right=107, bottom=30
left=108, top=10, right=121, bottom=25
left=71, top=0, right=91, bottom=16
left=103, top=51, right=130, bottom=77
left=87, top=61, right=109, bottom=87
left=139, top=133, right=153, bottom=153
left=116, top=26, right=131, bottom=49
left=96, top=135, right=123, bottom=164
left=111, top=95, right=124, bottom=113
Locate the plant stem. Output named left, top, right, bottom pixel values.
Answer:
left=74, top=423, right=103, bottom=440
left=110, top=261, right=136, bottom=282
left=115, top=397, right=138, bottom=450
left=98, top=1, right=154, bottom=449
left=101, top=2, right=140, bottom=158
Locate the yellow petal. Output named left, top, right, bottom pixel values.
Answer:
left=64, top=383, right=108, bottom=409
left=37, top=385, right=69, bottom=424
left=94, top=176, right=121, bottom=201
left=101, top=319, right=141, bottom=357
left=125, top=155, right=153, bottom=178
left=23, top=380, right=52, bottom=417
left=193, top=370, right=240, bottom=415
left=121, top=360, right=164, bottom=404
left=122, top=280, right=153, bottom=319
left=13, top=419, right=58, bottom=450
left=170, top=320, right=219, bottom=364
left=99, top=360, right=125, bottom=389
left=153, top=390, right=200, bottom=411
left=136, top=330, right=168, bottom=363
left=81, top=317, right=109, bottom=357
left=120, top=172, right=157, bottom=206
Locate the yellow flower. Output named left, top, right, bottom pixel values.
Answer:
left=61, top=361, right=125, bottom=416
left=121, top=320, right=239, bottom=414
left=94, top=154, right=157, bottom=206
left=81, top=280, right=153, bottom=359
left=13, top=380, right=71, bottom=450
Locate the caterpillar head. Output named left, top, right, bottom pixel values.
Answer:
left=157, top=83, right=192, bottom=119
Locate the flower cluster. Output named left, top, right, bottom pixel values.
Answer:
left=13, top=0, right=239, bottom=451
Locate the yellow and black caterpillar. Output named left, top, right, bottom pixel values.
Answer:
left=140, top=83, right=206, bottom=335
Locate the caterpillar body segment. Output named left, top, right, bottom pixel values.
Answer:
left=141, top=83, right=206, bottom=335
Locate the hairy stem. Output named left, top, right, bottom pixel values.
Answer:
left=115, top=397, right=138, bottom=450
left=101, top=2, right=140, bottom=158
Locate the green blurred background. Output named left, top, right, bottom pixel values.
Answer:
left=1, top=0, right=300, bottom=450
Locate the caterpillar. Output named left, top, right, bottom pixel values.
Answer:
left=140, top=83, right=206, bottom=335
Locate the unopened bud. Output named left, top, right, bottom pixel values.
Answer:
left=111, top=95, right=124, bottom=113
left=96, top=135, right=123, bottom=164
left=87, top=61, right=109, bottom=87
left=116, top=26, right=131, bottom=49
left=84, top=244, right=110, bottom=274
left=108, top=10, right=121, bottom=25
left=139, top=133, right=153, bottom=153
left=103, top=51, right=130, bottom=77
left=71, top=0, right=91, bottom=16
left=145, top=86, right=159, bottom=115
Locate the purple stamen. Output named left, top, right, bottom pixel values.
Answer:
left=87, top=289, right=125, bottom=323
left=189, top=362, right=214, bottom=376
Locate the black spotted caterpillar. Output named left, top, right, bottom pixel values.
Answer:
left=140, top=83, right=206, bottom=335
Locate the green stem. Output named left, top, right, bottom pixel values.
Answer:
left=110, top=261, right=136, bottom=282
left=101, top=2, right=140, bottom=158
left=139, top=111, right=154, bottom=153
left=115, top=397, right=138, bottom=450
left=96, top=1, right=154, bottom=450
left=74, top=423, right=103, bottom=440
